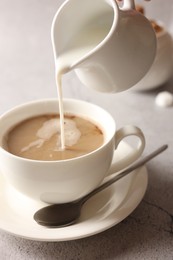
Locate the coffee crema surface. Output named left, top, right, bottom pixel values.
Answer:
left=4, top=114, right=104, bottom=161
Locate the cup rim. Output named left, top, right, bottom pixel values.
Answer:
left=0, top=98, right=116, bottom=163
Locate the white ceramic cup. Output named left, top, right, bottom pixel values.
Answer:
left=0, top=99, right=145, bottom=203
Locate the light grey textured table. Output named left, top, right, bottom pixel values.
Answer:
left=0, top=0, right=173, bottom=259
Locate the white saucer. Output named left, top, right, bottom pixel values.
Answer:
left=0, top=142, right=148, bottom=241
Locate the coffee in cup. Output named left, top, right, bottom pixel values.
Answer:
left=3, top=113, right=104, bottom=161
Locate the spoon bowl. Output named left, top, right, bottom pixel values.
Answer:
left=35, top=202, right=81, bottom=227
left=34, top=145, right=168, bottom=227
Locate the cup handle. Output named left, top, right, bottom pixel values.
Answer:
left=121, top=0, right=135, bottom=10
left=109, top=125, right=145, bottom=174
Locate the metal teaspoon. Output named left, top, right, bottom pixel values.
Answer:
left=34, top=145, right=168, bottom=228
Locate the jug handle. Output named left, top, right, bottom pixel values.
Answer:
left=121, top=0, right=135, bottom=10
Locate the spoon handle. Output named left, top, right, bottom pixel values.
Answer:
left=81, top=144, right=168, bottom=204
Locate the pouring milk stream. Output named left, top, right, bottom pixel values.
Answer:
left=52, top=0, right=156, bottom=150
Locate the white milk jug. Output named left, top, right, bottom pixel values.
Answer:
left=51, top=0, right=156, bottom=93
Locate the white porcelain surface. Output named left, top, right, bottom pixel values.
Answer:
left=133, top=28, right=173, bottom=91
left=0, top=141, right=148, bottom=241
left=52, top=0, right=156, bottom=92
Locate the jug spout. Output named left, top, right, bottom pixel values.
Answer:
left=51, top=0, right=116, bottom=63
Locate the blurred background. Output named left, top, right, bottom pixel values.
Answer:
left=137, top=0, right=173, bottom=34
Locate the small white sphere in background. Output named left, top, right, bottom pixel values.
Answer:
left=155, top=91, right=173, bottom=107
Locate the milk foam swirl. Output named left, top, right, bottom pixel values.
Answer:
left=21, top=118, right=81, bottom=152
